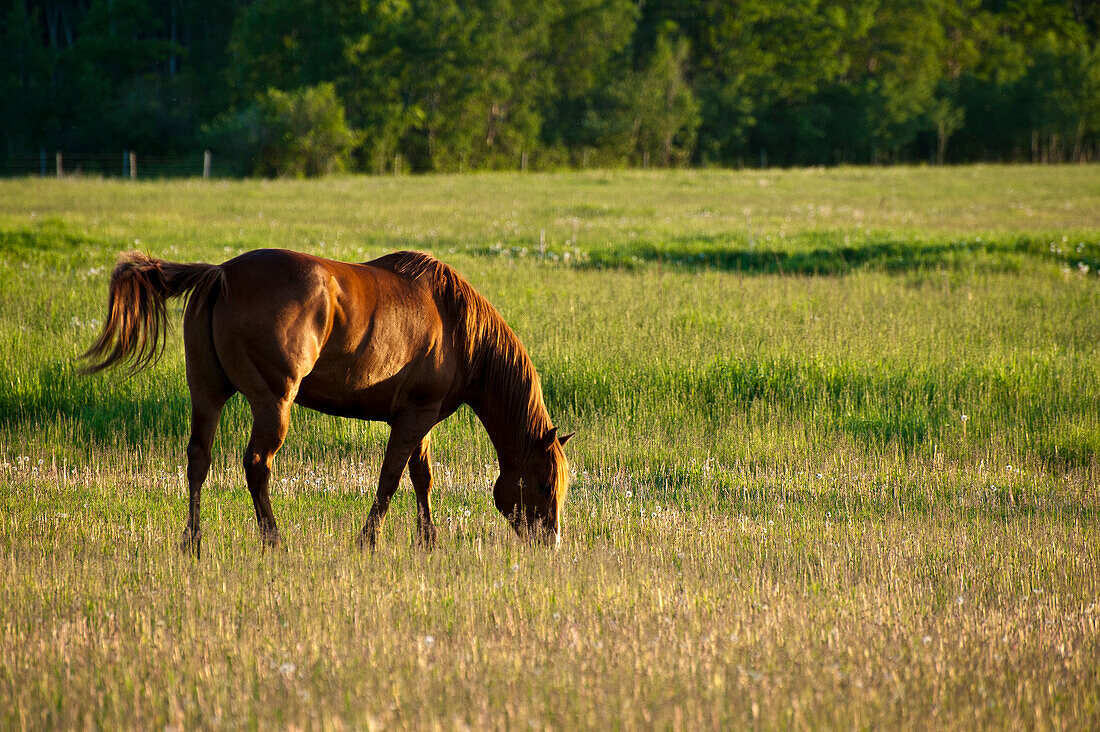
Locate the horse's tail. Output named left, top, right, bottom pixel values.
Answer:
left=81, top=251, right=227, bottom=375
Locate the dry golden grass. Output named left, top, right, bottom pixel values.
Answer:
left=2, top=458, right=1098, bottom=729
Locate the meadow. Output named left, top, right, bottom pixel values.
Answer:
left=1, top=165, right=1099, bottom=728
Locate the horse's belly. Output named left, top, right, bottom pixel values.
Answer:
left=296, top=355, right=449, bottom=422
left=295, top=366, right=400, bottom=420
left=294, top=388, right=392, bottom=421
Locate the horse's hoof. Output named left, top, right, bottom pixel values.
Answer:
left=355, top=530, right=378, bottom=552
left=179, top=531, right=201, bottom=559
left=416, top=527, right=438, bottom=551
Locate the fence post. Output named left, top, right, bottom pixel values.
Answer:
left=129, top=151, right=137, bottom=180
left=203, top=150, right=212, bottom=179
left=56, top=151, right=62, bottom=178
left=123, top=150, right=129, bottom=178
left=521, top=150, right=529, bottom=172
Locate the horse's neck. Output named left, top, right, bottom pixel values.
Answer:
left=458, top=308, right=552, bottom=467
left=467, top=370, right=551, bottom=470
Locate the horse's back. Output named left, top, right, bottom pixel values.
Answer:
left=218, top=248, right=338, bottom=304
left=206, top=249, right=453, bottom=417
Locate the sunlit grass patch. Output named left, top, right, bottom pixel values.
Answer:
left=1034, top=419, right=1100, bottom=468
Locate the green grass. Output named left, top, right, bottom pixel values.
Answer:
left=1, top=166, right=1099, bottom=728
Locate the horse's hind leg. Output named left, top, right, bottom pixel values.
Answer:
left=182, top=315, right=235, bottom=558
left=243, top=396, right=293, bottom=548
left=181, top=392, right=232, bottom=557
left=408, top=434, right=438, bottom=549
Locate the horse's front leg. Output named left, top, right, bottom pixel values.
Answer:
left=358, top=406, right=439, bottom=550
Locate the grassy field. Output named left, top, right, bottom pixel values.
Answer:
left=1, top=166, right=1099, bottom=728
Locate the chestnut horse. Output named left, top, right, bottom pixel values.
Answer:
left=83, top=248, right=573, bottom=555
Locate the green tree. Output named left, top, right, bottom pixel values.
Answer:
left=536, top=0, right=638, bottom=161
left=228, top=0, right=366, bottom=105
left=0, top=2, right=52, bottom=154
left=2, top=0, right=1100, bottom=171
left=628, top=29, right=701, bottom=167
left=207, top=83, right=358, bottom=177
left=639, top=0, right=859, bottom=165
left=343, top=0, right=556, bottom=172
left=927, top=93, right=965, bottom=164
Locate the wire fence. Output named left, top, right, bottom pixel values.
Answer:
left=0, top=151, right=248, bottom=179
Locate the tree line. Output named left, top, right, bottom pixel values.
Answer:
left=3, top=0, right=1099, bottom=176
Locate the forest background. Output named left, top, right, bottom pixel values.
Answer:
left=3, top=0, right=1100, bottom=176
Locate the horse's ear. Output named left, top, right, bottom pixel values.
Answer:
left=557, top=431, right=575, bottom=447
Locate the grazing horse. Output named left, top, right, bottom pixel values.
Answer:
left=83, top=249, right=573, bottom=555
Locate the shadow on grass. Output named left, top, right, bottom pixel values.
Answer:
left=7, top=364, right=1097, bottom=528
left=6, top=352, right=1084, bottom=463
left=475, top=233, right=1100, bottom=276
left=0, top=361, right=192, bottom=446
left=588, top=237, right=997, bottom=274
left=0, top=220, right=113, bottom=258
left=8, top=221, right=1096, bottom=279
left=0, top=362, right=378, bottom=455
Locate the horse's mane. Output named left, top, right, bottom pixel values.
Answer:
left=370, top=251, right=554, bottom=450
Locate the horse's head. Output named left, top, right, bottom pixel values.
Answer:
left=493, top=428, right=575, bottom=545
